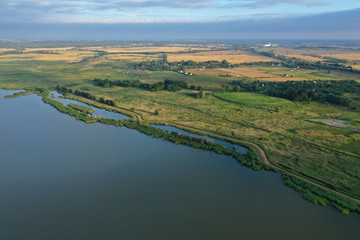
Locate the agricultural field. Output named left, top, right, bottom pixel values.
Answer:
left=83, top=45, right=210, bottom=53
left=190, top=66, right=360, bottom=82
left=0, top=49, right=96, bottom=63
left=167, top=50, right=274, bottom=64
left=271, top=47, right=360, bottom=65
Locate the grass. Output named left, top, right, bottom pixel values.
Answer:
left=214, top=92, right=294, bottom=107
left=68, top=103, right=95, bottom=114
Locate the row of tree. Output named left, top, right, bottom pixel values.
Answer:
left=136, top=59, right=232, bottom=71
left=56, top=85, right=115, bottom=106
left=93, top=78, right=188, bottom=92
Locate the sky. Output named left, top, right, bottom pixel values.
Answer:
left=0, top=0, right=359, bottom=40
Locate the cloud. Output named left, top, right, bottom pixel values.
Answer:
left=234, top=0, right=327, bottom=8
left=0, top=8, right=359, bottom=40
left=0, top=0, right=344, bottom=24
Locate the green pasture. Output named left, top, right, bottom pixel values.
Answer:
left=214, top=92, right=293, bottom=107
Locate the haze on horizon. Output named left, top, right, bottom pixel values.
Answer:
left=0, top=0, right=359, bottom=41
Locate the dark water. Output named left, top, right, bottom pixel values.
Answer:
left=50, top=91, right=129, bottom=120
left=151, top=124, right=248, bottom=154
left=0, top=90, right=359, bottom=240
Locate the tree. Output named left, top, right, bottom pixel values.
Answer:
left=197, top=89, right=206, bottom=98
left=275, top=107, right=280, bottom=112
left=221, top=59, right=230, bottom=68
left=154, top=109, right=160, bottom=115
left=233, top=85, right=241, bottom=92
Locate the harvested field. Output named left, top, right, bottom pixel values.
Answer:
left=190, top=67, right=306, bottom=81
left=321, top=53, right=360, bottom=61
left=0, top=50, right=96, bottom=62
left=107, top=54, right=161, bottom=61
left=167, top=50, right=274, bottom=64
left=0, top=48, right=17, bottom=53
left=352, top=65, right=360, bottom=70
left=84, top=46, right=208, bottom=53
left=23, top=47, right=75, bottom=52
left=273, top=47, right=360, bottom=62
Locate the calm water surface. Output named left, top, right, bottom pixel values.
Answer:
left=150, top=124, right=248, bottom=154
left=0, top=90, right=359, bottom=240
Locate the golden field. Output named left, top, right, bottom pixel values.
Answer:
left=0, top=50, right=96, bottom=62
left=106, top=53, right=161, bottom=62
left=84, top=46, right=209, bottom=53
left=167, top=50, right=274, bottom=64
left=190, top=67, right=306, bottom=81
left=273, top=47, right=360, bottom=62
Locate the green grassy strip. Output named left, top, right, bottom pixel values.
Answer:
left=4, top=90, right=33, bottom=98
left=282, top=173, right=360, bottom=215
left=68, top=103, right=95, bottom=114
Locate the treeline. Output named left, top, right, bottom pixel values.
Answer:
left=94, top=78, right=188, bottom=92
left=282, top=174, right=360, bottom=214
left=56, top=85, right=115, bottom=106
left=233, top=80, right=360, bottom=108
left=0, top=50, right=24, bottom=55
left=0, top=50, right=59, bottom=55
left=136, top=59, right=232, bottom=71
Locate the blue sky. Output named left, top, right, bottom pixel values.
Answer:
left=0, top=0, right=359, bottom=23
left=0, top=1, right=359, bottom=40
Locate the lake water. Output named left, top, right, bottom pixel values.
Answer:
left=150, top=124, right=248, bottom=154
left=1, top=89, right=359, bottom=240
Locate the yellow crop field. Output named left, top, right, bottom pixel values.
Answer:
left=273, top=47, right=360, bottom=62
left=0, top=48, right=17, bottom=52
left=190, top=66, right=309, bottom=82
left=167, top=50, right=274, bottom=63
left=322, top=53, right=360, bottom=61
left=84, top=46, right=208, bottom=53
left=190, top=67, right=274, bottom=78
left=23, top=47, right=75, bottom=52
left=107, top=54, right=161, bottom=61
left=0, top=50, right=95, bottom=62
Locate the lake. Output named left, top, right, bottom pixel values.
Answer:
left=0, top=90, right=359, bottom=240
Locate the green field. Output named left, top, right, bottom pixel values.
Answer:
left=214, top=92, right=293, bottom=106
